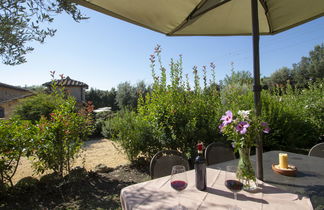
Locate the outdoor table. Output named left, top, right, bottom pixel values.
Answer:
left=211, top=150, right=324, bottom=209
left=120, top=151, right=316, bottom=210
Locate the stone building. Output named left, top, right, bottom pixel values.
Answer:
left=0, top=82, right=34, bottom=118
left=42, top=77, right=89, bottom=103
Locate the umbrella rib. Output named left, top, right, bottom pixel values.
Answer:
left=167, top=0, right=207, bottom=36
left=167, top=0, right=232, bottom=36
left=259, top=0, right=272, bottom=34
left=191, top=0, right=232, bottom=19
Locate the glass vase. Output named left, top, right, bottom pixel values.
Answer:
left=236, top=147, right=257, bottom=192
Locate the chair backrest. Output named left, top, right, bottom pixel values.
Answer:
left=205, top=142, right=235, bottom=165
left=308, top=143, right=324, bottom=158
left=150, top=150, right=189, bottom=179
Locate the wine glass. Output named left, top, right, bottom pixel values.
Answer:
left=170, top=165, right=188, bottom=210
left=225, top=165, right=243, bottom=210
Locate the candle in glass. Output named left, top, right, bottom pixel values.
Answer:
left=279, top=153, right=288, bottom=169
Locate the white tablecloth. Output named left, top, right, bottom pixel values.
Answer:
left=120, top=168, right=313, bottom=210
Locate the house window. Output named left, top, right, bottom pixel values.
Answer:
left=0, top=107, right=4, bottom=118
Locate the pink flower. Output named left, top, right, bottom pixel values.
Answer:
left=50, top=70, right=55, bottom=78
left=154, top=45, right=161, bottom=54
left=219, top=122, right=225, bottom=132
left=220, top=111, right=233, bottom=126
left=261, top=122, right=270, bottom=133
left=236, top=121, right=250, bottom=134
left=149, top=54, right=155, bottom=63
left=59, top=74, right=65, bottom=79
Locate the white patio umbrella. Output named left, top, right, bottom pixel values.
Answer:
left=71, top=0, right=324, bottom=180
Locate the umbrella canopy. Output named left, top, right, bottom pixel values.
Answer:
left=72, top=0, right=324, bottom=180
left=72, top=0, right=324, bottom=36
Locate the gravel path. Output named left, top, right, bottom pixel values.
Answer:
left=13, top=139, right=130, bottom=184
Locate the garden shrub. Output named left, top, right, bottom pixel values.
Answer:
left=102, top=109, right=155, bottom=160
left=0, top=118, right=37, bottom=186
left=215, top=70, right=323, bottom=151
left=220, top=78, right=323, bottom=151
left=105, top=46, right=224, bottom=161
left=260, top=91, right=289, bottom=150
left=0, top=73, right=95, bottom=193
left=261, top=81, right=323, bottom=150
left=105, top=46, right=324, bottom=162
left=220, top=82, right=254, bottom=113
left=14, top=93, right=65, bottom=123
left=33, top=96, right=93, bottom=177
left=27, top=73, right=95, bottom=177
left=92, top=110, right=115, bottom=137
left=295, top=80, right=324, bottom=137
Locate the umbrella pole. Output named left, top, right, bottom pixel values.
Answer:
left=251, top=0, right=263, bottom=181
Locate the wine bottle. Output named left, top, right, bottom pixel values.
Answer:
left=195, top=142, right=206, bottom=191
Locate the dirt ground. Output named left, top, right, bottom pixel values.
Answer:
left=13, top=138, right=130, bottom=184
left=1, top=139, right=150, bottom=210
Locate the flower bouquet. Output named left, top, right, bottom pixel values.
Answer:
left=219, top=110, right=270, bottom=190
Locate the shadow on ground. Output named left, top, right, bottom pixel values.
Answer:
left=0, top=164, right=150, bottom=210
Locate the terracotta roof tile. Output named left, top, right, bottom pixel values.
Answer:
left=42, top=76, right=89, bottom=89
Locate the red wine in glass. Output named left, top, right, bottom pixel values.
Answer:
left=170, top=165, right=188, bottom=209
left=225, top=180, right=243, bottom=193
left=171, top=180, right=188, bottom=191
left=225, top=166, right=242, bottom=210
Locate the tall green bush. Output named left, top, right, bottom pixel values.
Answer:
left=29, top=73, right=94, bottom=177
left=33, top=97, right=93, bottom=176
left=104, top=46, right=324, bottom=162
left=261, top=81, right=323, bottom=151
left=217, top=70, right=323, bottom=151
left=219, top=76, right=323, bottom=151
left=91, top=110, right=115, bottom=137
left=104, top=46, right=223, bottom=161
left=220, top=81, right=254, bottom=113
left=0, top=119, right=37, bottom=186
left=1, top=73, right=95, bottom=189
left=102, top=110, right=154, bottom=161
left=14, top=93, right=65, bottom=122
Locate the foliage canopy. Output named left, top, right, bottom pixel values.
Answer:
left=14, top=93, right=65, bottom=122
left=265, top=43, right=324, bottom=88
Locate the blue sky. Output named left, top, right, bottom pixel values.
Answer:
left=1, top=7, right=324, bottom=90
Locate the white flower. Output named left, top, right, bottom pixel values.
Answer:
left=238, top=110, right=250, bottom=119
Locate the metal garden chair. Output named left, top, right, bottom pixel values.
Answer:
left=308, top=143, right=324, bottom=158
left=149, top=150, right=189, bottom=179
left=204, top=142, right=235, bottom=166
